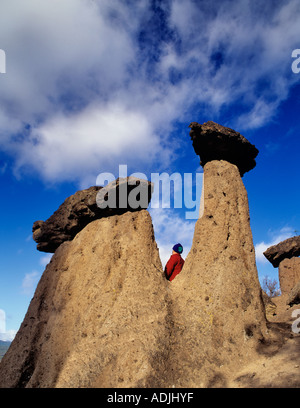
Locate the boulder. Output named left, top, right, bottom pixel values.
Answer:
left=32, top=177, right=153, bottom=253
left=287, top=280, right=300, bottom=306
left=167, top=160, right=268, bottom=387
left=278, top=257, right=300, bottom=295
left=0, top=210, right=169, bottom=388
left=189, top=121, right=259, bottom=176
left=263, top=236, right=300, bottom=268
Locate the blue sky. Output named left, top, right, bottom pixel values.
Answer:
left=0, top=0, right=299, bottom=340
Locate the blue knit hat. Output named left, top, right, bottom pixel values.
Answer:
left=173, top=243, right=183, bottom=254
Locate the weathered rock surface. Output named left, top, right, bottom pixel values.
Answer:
left=189, top=121, right=259, bottom=176
left=2, top=120, right=288, bottom=388
left=33, top=178, right=153, bottom=253
left=263, top=236, right=300, bottom=268
left=261, top=290, right=277, bottom=318
left=287, top=280, right=300, bottom=306
left=0, top=211, right=169, bottom=388
left=167, top=160, right=268, bottom=387
left=278, top=257, right=300, bottom=295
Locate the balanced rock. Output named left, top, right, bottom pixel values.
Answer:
left=0, top=210, right=169, bottom=388
left=167, top=160, right=268, bottom=387
left=189, top=121, right=259, bottom=176
left=278, top=257, right=300, bottom=295
left=33, top=177, right=153, bottom=253
left=263, top=235, right=300, bottom=268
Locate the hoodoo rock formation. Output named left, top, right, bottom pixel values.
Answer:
left=0, top=121, right=278, bottom=388
left=33, top=177, right=153, bottom=253
left=0, top=210, right=169, bottom=388
left=168, top=122, right=268, bottom=387
left=263, top=236, right=300, bottom=300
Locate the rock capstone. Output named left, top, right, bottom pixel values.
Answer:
left=263, top=235, right=300, bottom=268
left=189, top=121, right=259, bottom=176
left=32, top=177, right=153, bottom=253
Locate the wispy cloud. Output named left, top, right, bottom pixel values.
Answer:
left=0, top=0, right=300, bottom=184
left=21, top=270, right=41, bottom=296
left=40, top=254, right=53, bottom=267
left=0, top=309, right=16, bottom=341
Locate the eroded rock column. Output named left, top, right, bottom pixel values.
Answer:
left=0, top=210, right=169, bottom=388
left=167, top=122, right=268, bottom=387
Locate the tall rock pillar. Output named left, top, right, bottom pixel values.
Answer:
left=0, top=209, right=169, bottom=388
left=167, top=121, right=268, bottom=387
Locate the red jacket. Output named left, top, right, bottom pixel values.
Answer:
left=164, top=253, right=184, bottom=281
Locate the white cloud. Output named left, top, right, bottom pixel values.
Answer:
left=255, top=226, right=295, bottom=264
left=0, top=309, right=5, bottom=333
left=1, top=0, right=300, bottom=183
left=21, top=270, right=41, bottom=296
left=14, top=102, right=161, bottom=182
left=0, top=309, right=17, bottom=342
left=0, top=330, right=16, bottom=342
left=168, top=0, right=300, bottom=128
left=40, top=254, right=53, bottom=267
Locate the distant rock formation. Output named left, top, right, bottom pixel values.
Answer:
left=0, top=211, right=169, bottom=388
left=189, top=121, right=259, bottom=176
left=33, top=177, right=153, bottom=253
left=263, top=235, right=300, bottom=268
left=263, top=236, right=300, bottom=298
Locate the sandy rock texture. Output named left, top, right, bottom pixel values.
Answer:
left=0, top=210, right=169, bottom=388
left=168, top=160, right=268, bottom=387
left=189, top=121, right=259, bottom=176
left=287, top=280, right=300, bottom=306
left=279, top=257, right=300, bottom=295
left=33, top=178, right=153, bottom=253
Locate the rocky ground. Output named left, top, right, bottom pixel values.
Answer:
left=228, top=296, right=300, bottom=388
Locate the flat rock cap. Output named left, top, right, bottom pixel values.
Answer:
left=263, top=235, right=300, bottom=268
left=189, top=121, right=259, bottom=176
left=32, top=178, right=153, bottom=253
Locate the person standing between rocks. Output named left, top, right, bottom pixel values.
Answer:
left=164, top=243, right=185, bottom=281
